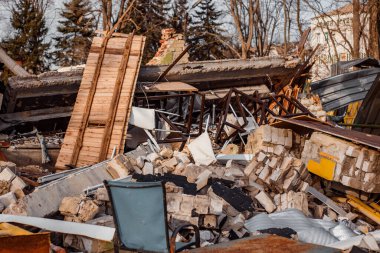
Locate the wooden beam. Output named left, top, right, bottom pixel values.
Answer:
left=0, top=106, right=73, bottom=131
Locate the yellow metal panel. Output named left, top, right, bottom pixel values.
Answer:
left=307, top=154, right=336, bottom=180
left=0, top=223, right=32, bottom=236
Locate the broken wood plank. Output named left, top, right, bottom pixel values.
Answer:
left=55, top=34, right=145, bottom=170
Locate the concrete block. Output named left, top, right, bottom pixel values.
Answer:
left=159, top=147, right=173, bottom=159
left=225, top=168, right=244, bottom=178
left=95, top=187, right=109, bottom=201
left=10, top=176, right=27, bottom=192
left=364, top=173, right=376, bottom=183
left=59, top=196, right=81, bottom=216
left=0, top=168, right=16, bottom=182
left=174, top=151, right=191, bottom=164
left=166, top=193, right=181, bottom=213
left=200, top=230, right=214, bottom=242
left=258, top=165, right=270, bottom=181
left=284, top=129, right=293, bottom=148
left=201, top=214, right=217, bottom=229
left=135, top=156, right=145, bottom=168
left=147, top=152, right=160, bottom=163
left=362, top=161, right=373, bottom=173
left=180, top=195, right=195, bottom=215
left=257, top=152, right=266, bottom=162
left=268, top=157, right=278, bottom=169
left=142, top=162, right=154, bottom=175
left=165, top=182, right=183, bottom=193
left=274, top=145, right=285, bottom=156
left=162, top=157, right=178, bottom=169
left=271, top=127, right=279, bottom=144
left=356, top=150, right=365, bottom=169
left=78, top=200, right=100, bottom=222
left=279, top=157, right=293, bottom=171
left=346, top=146, right=359, bottom=158
left=194, top=195, right=210, bottom=214
left=341, top=176, right=362, bottom=189
left=106, top=155, right=131, bottom=178
left=195, top=169, right=212, bottom=191
left=209, top=197, right=223, bottom=215
left=0, top=192, right=17, bottom=208
left=13, top=188, right=25, bottom=199
left=262, top=125, right=272, bottom=143
left=255, top=191, right=275, bottom=213
left=223, top=214, right=245, bottom=231
left=244, top=160, right=258, bottom=176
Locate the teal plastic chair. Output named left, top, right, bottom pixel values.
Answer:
left=104, top=180, right=200, bottom=252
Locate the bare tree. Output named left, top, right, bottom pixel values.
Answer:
left=227, top=0, right=281, bottom=59
left=369, top=0, right=380, bottom=59
left=352, top=0, right=360, bottom=59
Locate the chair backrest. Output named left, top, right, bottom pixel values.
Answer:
left=105, top=180, right=169, bottom=252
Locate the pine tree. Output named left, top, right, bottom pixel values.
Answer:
left=188, top=0, right=226, bottom=61
left=122, top=0, right=170, bottom=63
left=53, top=0, right=95, bottom=67
left=1, top=0, right=50, bottom=74
left=170, top=0, right=188, bottom=35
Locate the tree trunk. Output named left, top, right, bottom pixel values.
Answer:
left=296, top=0, right=303, bottom=36
left=352, top=0, right=361, bottom=59
left=283, top=0, right=288, bottom=56
left=0, top=47, right=30, bottom=77
left=369, top=0, right=380, bottom=59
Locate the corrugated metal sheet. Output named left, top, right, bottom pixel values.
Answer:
left=311, top=68, right=380, bottom=111
left=353, top=75, right=380, bottom=135
left=338, top=58, right=380, bottom=70
left=245, top=209, right=341, bottom=246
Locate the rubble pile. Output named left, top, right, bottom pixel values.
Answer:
left=49, top=125, right=380, bottom=251
left=0, top=161, right=49, bottom=213
left=9, top=133, right=63, bottom=148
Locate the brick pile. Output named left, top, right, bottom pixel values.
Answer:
left=302, top=132, right=380, bottom=192
left=299, top=95, right=327, bottom=121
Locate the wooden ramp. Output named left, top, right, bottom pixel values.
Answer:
left=56, top=33, right=145, bottom=170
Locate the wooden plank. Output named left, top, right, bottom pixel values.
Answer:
left=55, top=33, right=145, bottom=170
left=99, top=33, right=134, bottom=161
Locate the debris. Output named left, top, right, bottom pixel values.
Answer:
left=255, top=191, right=276, bottom=213
left=188, top=132, right=216, bottom=166
left=0, top=214, right=115, bottom=241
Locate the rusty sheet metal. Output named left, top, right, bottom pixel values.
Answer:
left=272, top=116, right=380, bottom=150
left=0, top=232, right=50, bottom=253
left=189, top=234, right=339, bottom=253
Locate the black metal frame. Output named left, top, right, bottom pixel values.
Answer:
left=104, top=180, right=200, bottom=253
left=134, top=92, right=205, bottom=150
left=212, top=88, right=315, bottom=144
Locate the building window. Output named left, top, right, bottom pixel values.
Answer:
left=324, top=32, right=329, bottom=42
left=316, top=33, right=321, bottom=43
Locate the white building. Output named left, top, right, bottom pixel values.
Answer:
left=309, top=4, right=369, bottom=81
